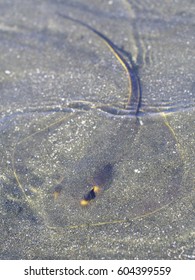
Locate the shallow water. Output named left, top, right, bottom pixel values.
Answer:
left=0, top=0, right=195, bottom=259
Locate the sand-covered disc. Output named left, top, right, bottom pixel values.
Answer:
left=10, top=110, right=184, bottom=228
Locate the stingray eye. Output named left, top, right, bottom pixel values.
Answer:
left=80, top=199, right=90, bottom=206
left=80, top=186, right=101, bottom=206
left=93, top=186, right=101, bottom=193
left=84, top=188, right=96, bottom=200
left=53, top=191, right=60, bottom=200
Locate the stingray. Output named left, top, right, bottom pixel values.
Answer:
left=6, top=15, right=185, bottom=231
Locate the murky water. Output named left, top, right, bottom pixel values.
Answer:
left=0, top=0, right=194, bottom=259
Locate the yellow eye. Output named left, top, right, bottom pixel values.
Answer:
left=93, top=186, right=101, bottom=193
left=53, top=191, right=60, bottom=200
left=80, top=186, right=101, bottom=206
left=80, top=199, right=89, bottom=206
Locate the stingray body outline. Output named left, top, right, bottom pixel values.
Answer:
left=9, top=14, right=186, bottom=231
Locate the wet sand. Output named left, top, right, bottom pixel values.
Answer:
left=0, top=0, right=194, bottom=259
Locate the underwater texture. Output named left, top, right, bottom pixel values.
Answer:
left=0, top=0, right=195, bottom=259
